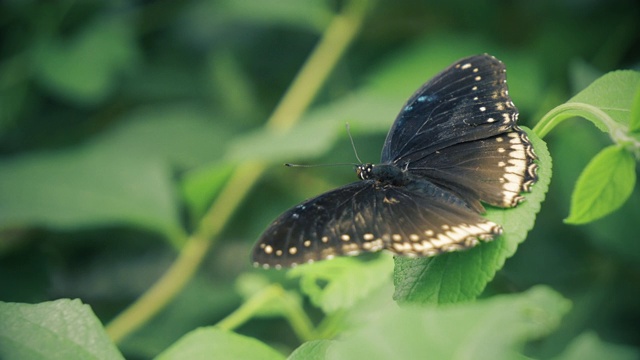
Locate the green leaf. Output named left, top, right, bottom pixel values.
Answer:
left=630, top=83, right=640, bottom=133
left=393, top=128, right=551, bottom=304
left=225, top=120, right=340, bottom=163
left=549, top=123, right=640, bottom=263
left=568, top=70, right=640, bottom=128
left=554, top=332, right=639, bottom=360
left=565, top=145, right=636, bottom=224
left=0, top=105, right=229, bottom=240
left=288, top=254, right=394, bottom=313
left=154, top=327, right=284, bottom=360
left=0, top=299, right=124, bottom=360
left=288, top=340, right=333, bottom=360
left=0, top=146, right=182, bottom=238
left=535, top=70, right=640, bottom=143
left=328, top=286, right=571, bottom=360
left=33, top=17, right=138, bottom=104
left=92, top=105, right=231, bottom=169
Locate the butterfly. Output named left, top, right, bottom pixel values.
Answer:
left=252, top=54, right=538, bottom=269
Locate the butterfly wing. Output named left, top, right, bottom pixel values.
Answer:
left=252, top=181, right=381, bottom=269
left=381, top=54, right=537, bottom=211
left=252, top=179, right=501, bottom=269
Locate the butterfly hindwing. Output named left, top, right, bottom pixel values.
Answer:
left=408, top=128, right=538, bottom=212
left=252, top=179, right=501, bottom=268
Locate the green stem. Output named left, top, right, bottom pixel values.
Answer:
left=267, top=0, right=371, bottom=131
left=280, top=290, right=318, bottom=341
left=533, top=102, right=640, bottom=151
left=106, top=0, right=370, bottom=344
left=106, top=163, right=264, bottom=344
left=216, top=285, right=281, bottom=331
left=216, top=285, right=317, bottom=342
left=534, top=102, right=608, bottom=139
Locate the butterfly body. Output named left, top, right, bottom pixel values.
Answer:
left=252, top=54, right=538, bottom=269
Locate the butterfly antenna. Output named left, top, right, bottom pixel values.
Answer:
left=284, top=162, right=357, bottom=167
left=284, top=123, right=362, bottom=168
left=346, top=123, right=363, bottom=164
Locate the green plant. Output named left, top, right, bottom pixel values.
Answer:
left=1, top=1, right=639, bottom=359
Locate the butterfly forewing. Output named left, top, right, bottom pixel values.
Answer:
left=381, top=55, right=518, bottom=164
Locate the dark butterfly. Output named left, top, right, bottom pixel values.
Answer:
left=252, top=54, right=538, bottom=269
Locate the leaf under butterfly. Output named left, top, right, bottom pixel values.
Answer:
left=287, top=254, right=394, bottom=314
left=393, top=127, right=550, bottom=304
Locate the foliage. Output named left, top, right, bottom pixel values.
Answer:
left=155, top=328, right=285, bottom=360
left=0, top=299, right=124, bottom=360
left=535, top=71, right=640, bottom=224
left=1, top=0, right=639, bottom=359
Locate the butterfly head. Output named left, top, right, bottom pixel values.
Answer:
left=356, top=164, right=374, bottom=180
left=357, top=163, right=409, bottom=187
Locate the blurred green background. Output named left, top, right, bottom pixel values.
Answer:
left=0, top=0, right=639, bottom=358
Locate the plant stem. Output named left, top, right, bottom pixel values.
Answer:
left=106, top=0, right=370, bottom=344
left=267, top=0, right=371, bottom=131
left=106, top=162, right=263, bottom=343
left=216, top=285, right=317, bottom=342
left=280, top=289, right=318, bottom=342
left=533, top=101, right=640, bottom=159
left=215, top=285, right=282, bottom=331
